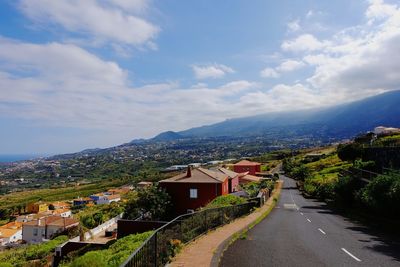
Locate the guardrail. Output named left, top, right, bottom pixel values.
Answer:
left=120, top=200, right=259, bottom=267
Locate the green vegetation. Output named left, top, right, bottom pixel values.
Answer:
left=61, top=231, right=153, bottom=267
left=242, top=180, right=275, bottom=198
left=0, top=235, right=68, bottom=267
left=361, top=172, right=400, bottom=216
left=0, top=179, right=127, bottom=221
left=124, top=185, right=172, bottom=220
left=75, top=202, right=124, bottom=229
left=206, top=195, right=246, bottom=208
left=283, top=133, right=400, bottom=220
left=373, top=133, right=400, bottom=146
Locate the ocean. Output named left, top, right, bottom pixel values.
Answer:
left=0, top=154, right=42, bottom=163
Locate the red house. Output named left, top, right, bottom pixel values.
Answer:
left=233, top=160, right=261, bottom=175
left=159, top=167, right=229, bottom=215
left=217, top=167, right=239, bottom=193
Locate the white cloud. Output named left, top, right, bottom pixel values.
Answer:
left=281, top=34, right=329, bottom=52
left=287, top=20, right=300, bottom=32
left=260, top=68, right=279, bottom=78
left=260, top=59, right=305, bottom=79
left=191, top=64, right=235, bottom=79
left=366, top=0, right=397, bottom=23
left=301, top=1, right=400, bottom=97
left=306, top=10, right=314, bottom=18
left=276, top=59, right=305, bottom=72
left=18, top=0, right=159, bottom=48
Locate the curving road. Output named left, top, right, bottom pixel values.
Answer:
left=220, top=175, right=400, bottom=267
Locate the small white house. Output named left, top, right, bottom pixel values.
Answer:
left=90, top=194, right=121, bottom=205
left=0, top=228, right=22, bottom=246
left=22, top=216, right=79, bottom=243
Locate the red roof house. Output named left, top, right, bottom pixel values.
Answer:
left=159, top=167, right=229, bottom=215
left=217, top=167, right=239, bottom=193
left=233, top=160, right=261, bottom=175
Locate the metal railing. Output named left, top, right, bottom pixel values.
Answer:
left=120, top=201, right=259, bottom=267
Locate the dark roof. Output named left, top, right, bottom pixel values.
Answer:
left=159, top=167, right=228, bottom=184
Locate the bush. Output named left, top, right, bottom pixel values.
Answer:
left=360, top=173, right=400, bottom=218
left=337, top=143, right=363, bottom=162
left=0, top=235, right=68, bottom=267
left=62, top=231, right=153, bottom=267
left=124, top=185, right=171, bottom=220
left=206, top=195, right=246, bottom=208
left=291, top=165, right=310, bottom=181
left=333, top=175, right=362, bottom=207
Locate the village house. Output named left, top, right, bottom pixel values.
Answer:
left=233, top=160, right=261, bottom=176
left=238, top=172, right=261, bottom=184
left=22, top=216, right=79, bottom=243
left=0, top=221, right=22, bottom=246
left=26, top=201, right=49, bottom=213
left=137, top=181, right=153, bottom=189
left=159, top=167, right=229, bottom=215
left=73, top=197, right=94, bottom=206
left=216, top=167, right=239, bottom=193
left=89, top=193, right=121, bottom=205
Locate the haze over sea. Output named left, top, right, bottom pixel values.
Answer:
left=0, top=154, right=44, bottom=163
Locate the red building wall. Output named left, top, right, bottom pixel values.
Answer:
left=160, top=180, right=228, bottom=215
left=233, top=164, right=261, bottom=175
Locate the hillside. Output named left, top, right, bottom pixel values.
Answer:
left=178, top=90, right=400, bottom=140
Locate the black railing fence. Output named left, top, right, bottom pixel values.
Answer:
left=121, top=201, right=259, bottom=267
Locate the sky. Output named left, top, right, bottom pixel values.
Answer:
left=0, top=0, right=400, bottom=155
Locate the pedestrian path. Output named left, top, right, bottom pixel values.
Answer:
left=169, top=181, right=283, bottom=267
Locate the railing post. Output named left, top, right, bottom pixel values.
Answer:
left=204, top=209, right=207, bottom=233
left=154, top=232, right=157, bottom=267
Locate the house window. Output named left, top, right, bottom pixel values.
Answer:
left=33, top=228, right=38, bottom=236
left=189, top=189, right=198, bottom=199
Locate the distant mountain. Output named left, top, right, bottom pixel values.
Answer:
left=176, top=90, right=400, bottom=140
left=151, top=131, right=185, bottom=141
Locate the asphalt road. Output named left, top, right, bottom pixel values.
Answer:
left=220, top=175, right=400, bottom=267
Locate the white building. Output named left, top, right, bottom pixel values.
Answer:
left=0, top=222, right=23, bottom=246
left=22, top=216, right=79, bottom=243
left=374, top=126, right=400, bottom=135
left=90, top=194, right=121, bottom=205
left=0, top=228, right=22, bottom=246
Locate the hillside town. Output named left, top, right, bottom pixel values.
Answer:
left=0, top=159, right=278, bottom=249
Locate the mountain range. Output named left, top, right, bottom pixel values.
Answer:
left=149, top=90, right=400, bottom=142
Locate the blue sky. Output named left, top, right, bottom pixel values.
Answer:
left=0, top=0, right=400, bottom=154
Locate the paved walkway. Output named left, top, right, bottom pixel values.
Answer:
left=169, top=181, right=283, bottom=267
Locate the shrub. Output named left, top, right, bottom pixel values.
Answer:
left=63, top=231, right=153, bottom=267
left=124, top=185, right=171, bottom=220
left=206, top=195, right=246, bottom=208
left=360, top=173, right=400, bottom=218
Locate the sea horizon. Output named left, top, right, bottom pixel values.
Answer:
left=0, top=154, right=46, bottom=163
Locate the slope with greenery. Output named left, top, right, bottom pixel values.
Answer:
left=283, top=133, right=400, bottom=220
left=0, top=235, right=68, bottom=267
left=60, top=231, right=153, bottom=267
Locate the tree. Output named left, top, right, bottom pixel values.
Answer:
left=337, top=143, right=363, bottom=162
left=291, top=165, right=310, bottom=181
left=124, top=185, right=171, bottom=220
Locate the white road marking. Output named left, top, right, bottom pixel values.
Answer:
left=289, top=189, right=296, bottom=206
left=318, top=228, right=326, bottom=235
left=300, top=212, right=304, bottom=215
left=341, top=248, right=362, bottom=262
left=306, top=218, right=311, bottom=223
left=283, top=203, right=298, bottom=209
